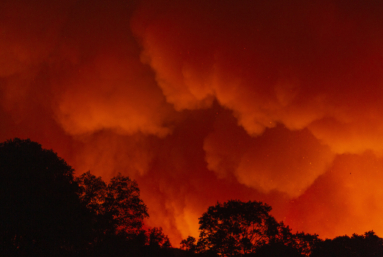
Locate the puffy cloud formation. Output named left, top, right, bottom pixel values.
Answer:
left=204, top=113, right=335, bottom=197
left=132, top=0, right=383, bottom=148
left=2, top=0, right=383, bottom=245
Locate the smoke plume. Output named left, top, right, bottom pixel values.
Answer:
left=2, top=0, right=383, bottom=244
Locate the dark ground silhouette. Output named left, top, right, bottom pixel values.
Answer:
left=1, top=138, right=383, bottom=257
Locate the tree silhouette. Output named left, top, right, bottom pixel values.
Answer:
left=0, top=138, right=92, bottom=256
left=0, top=138, right=179, bottom=257
left=9, top=137, right=383, bottom=257
left=197, top=200, right=280, bottom=256
left=181, top=236, right=197, bottom=253
left=182, top=200, right=321, bottom=257
left=75, top=170, right=148, bottom=256
left=311, top=231, right=383, bottom=257
left=147, top=227, right=172, bottom=248
left=76, top=171, right=148, bottom=238
left=272, top=225, right=320, bottom=256
left=291, top=231, right=321, bottom=256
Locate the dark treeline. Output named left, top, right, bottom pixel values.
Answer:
left=1, top=138, right=383, bottom=257
left=0, top=138, right=172, bottom=256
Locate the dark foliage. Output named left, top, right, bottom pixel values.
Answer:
left=0, top=138, right=172, bottom=257
left=76, top=171, right=148, bottom=240
left=147, top=227, right=172, bottom=248
left=311, top=231, right=383, bottom=257
left=181, top=200, right=321, bottom=257
left=291, top=231, right=321, bottom=256
left=197, top=200, right=281, bottom=256
left=0, top=138, right=92, bottom=256
left=181, top=236, right=198, bottom=253
left=245, top=241, right=304, bottom=257
left=3, top=138, right=383, bottom=257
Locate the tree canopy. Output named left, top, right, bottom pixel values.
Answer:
left=181, top=200, right=320, bottom=257
left=0, top=138, right=91, bottom=256
left=76, top=171, right=148, bottom=237
left=197, top=200, right=281, bottom=256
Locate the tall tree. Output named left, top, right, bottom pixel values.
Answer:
left=76, top=171, right=149, bottom=237
left=0, top=138, right=91, bottom=256
left=197, top=200, right=280, bottom=256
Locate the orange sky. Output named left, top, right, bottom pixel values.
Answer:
left=2, top=0, right=383, bottom=246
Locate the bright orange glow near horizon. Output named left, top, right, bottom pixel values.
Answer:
left=2, top=0, right=383, bottom=246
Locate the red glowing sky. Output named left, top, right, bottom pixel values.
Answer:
left=2, top=0, right=383, bottom=245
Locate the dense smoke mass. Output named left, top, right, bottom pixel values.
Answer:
left=2, top=0, right=383, bottom=245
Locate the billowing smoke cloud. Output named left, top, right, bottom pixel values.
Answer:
left=2, top=0, right=383, bottom=245
left=203, top=112, right=335, bottom=197
left=286, top=152, right=383, bottom=237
